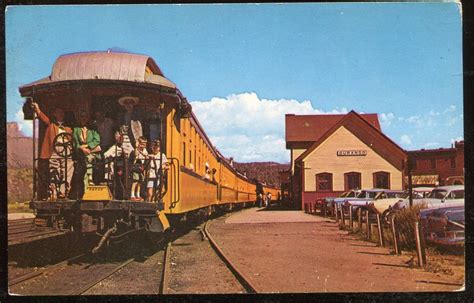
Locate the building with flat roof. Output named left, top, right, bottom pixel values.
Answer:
left=407, top=141, right=464, bottom=186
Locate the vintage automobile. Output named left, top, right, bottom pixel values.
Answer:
left=371, top=187, right=434, bottom=220
left=392, top=185, right=464, bottom=211
left=324, top=190, right=359, bottom=209
left=342, top=189, right=393, bottom=208
left=420, top=206, right=464, bottom=246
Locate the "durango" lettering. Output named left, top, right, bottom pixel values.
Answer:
left=336, top=150, right=367, bottom=156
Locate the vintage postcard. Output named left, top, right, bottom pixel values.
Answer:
left=5, top=2, right=464, bottom=297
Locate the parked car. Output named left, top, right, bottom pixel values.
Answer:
left=372, top=187, right=433, bottom=220
left=326, top=190, right=359, bottom=208
left=344, top=189, right=399, bottom=208
left=393, top=185, right=464, bottom=211
left=420, top=206, right=464, bottom=246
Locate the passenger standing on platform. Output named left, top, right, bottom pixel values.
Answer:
left=70, top=110, right=102, bottom=199
left=103, top=130, right=132, bottom=200
left=257, top=193, right=263, bottom=208
left=93, top=109, right=115, bottom=151
left=146, top=139, right=169, bottom=202
left=116, top=96, right=143, bottom=147
left=266, top=192, right=272, bottom=208
left=130, top=136, right=148, bottom=201
left=32, top=102, right=74, bottom=200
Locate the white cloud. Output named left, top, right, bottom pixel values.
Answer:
left=14, top=109, right=33, bottom=136
left=444, top=105, right=456, bottom=113
left=446, top=116, right=459, bottom=127
left=380, top=112, right=395, bottom=127
left=400, top=134, right=412, bottom=145
left=190, top=92, right=349, bottom=163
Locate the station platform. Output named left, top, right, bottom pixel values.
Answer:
left=225, top=207, right=326, bottom=224
left=208, top=207, right=464, bottom=293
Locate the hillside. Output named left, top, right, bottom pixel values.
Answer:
left=7, top=122, right=35, bottom=204
left=7, top=122, right=35, bottom=168
left=233, top=161, right=289, bottom=187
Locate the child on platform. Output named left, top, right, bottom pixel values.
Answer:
left=130, top=136, right=148, bottom=201
left=146, top=139, right=169, bottom=202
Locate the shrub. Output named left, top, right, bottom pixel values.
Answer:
left=393, top=204, right=427, bottom=250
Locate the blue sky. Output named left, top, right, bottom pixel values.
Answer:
left=6, top=3, right=463, bottom=163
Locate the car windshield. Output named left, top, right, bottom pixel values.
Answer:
left=340, top=192, right=349, bottom=198
left=368, top=191, right=379, bottom=198
left=387, top=192, right=404, bottom=198
left=400, top=191, right=423, bottom=199
left=428, top=189, right=448, bottom=199
left=374, top=192, right=386, bottom=200
left=358, top=191, right=378, bottom=199
left=448, top=190, right=464, bottom=199
left=356, top=191, right=366, bottom=198
left=346, top=191, right=357, bottom=197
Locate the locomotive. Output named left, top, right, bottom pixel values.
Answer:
left=19, top=51, right=279, bottom=251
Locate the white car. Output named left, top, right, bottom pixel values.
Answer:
left=393, top=185, right=464, bottom=210
left=372, top=187, right=434, bottom=216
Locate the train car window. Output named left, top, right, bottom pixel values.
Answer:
left=189, top=150, right=192, bottom=168
left=183, top=142, right=186, bottom=166
left=194, top=147, right=197, bottom=172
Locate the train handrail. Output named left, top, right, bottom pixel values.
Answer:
left=168, top=157, right=180, bottom=208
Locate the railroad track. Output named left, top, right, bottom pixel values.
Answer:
left=9, top=214, right=244, bottom=295
left=9, top=251, right=143, bottom=295
left=159, top=242, right=172, bottom=294
left=8, top=253, right=87, bottom=287
left=203, top=219, right=258, bottom=294
left=8, top=218, right=68, bottom=246
left=9, top=235, right=170, bottom=295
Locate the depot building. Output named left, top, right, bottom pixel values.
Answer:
left=285, top=111, right=407, bottom=209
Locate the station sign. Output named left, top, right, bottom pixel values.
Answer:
left=336, top=150, right=367, bottom=156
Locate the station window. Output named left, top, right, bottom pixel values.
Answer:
left=450, top=158, right=456, bottom=169
left=373, top=171, right=390, bottom=189
left=430, top=159, right=436, bottom=169
left=344, top=172, right=361, bottom=191
left=316, top=173, right=333, bottom=192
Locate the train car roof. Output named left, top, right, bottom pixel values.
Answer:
left=19, top=51, right=177, bottom=95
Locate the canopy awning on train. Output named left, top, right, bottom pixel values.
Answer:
left=19, top=51, right=177, bottom=96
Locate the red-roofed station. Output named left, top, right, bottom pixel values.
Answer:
left=285, top=111, right=407, bottom=209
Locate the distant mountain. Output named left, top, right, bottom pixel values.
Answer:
left=233, top=161, right=290, bottom=187
left=7, top=122, right=35, bottom=168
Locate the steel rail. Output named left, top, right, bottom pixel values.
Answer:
left=71, top=257, right=136, bottom=295
left=8, top=230, right=66, bottom=244
left=9, top=253, right=86, bottom=287
left=203, top=220, right=258, bottom=294
left=159, top=242, right=172, bottom=294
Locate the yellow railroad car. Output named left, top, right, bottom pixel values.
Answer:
left=19, top=51, right=278, bottom=251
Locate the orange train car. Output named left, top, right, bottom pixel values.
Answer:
left=19, top=51, right=279, bottom=250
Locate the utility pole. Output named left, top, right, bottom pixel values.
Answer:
left=408, top=157, right=413, bottom=208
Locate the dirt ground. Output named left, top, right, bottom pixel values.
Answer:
left=208, top=208, right=465, bottom=293
left=167, top=224, right=246, bottom=294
